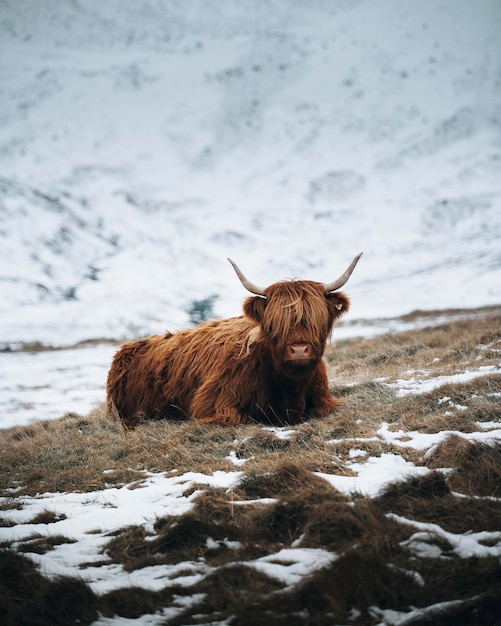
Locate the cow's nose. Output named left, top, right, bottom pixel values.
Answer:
left=290, top=344, right=309, bottom=355
left=286, top=344, right=312, bottom=361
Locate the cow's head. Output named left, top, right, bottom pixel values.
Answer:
left=229, top=253, right=362, bottom=375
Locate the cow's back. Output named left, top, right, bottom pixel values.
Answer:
left=106, top=317, right=253, bottom=426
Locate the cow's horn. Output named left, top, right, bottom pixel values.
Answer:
left=323, top=252, right=363, bottom=293
left=228, top=258, right=266, bottom=296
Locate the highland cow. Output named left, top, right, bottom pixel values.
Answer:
left=106, top=253, right=362, bottom=427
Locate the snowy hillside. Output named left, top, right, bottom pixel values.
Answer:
left=1, top=0, right=500, bottom=347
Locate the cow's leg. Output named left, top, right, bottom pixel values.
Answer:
left=189, top=379, right=248, bottom=425
left=196, top=408, right=247, bottom=425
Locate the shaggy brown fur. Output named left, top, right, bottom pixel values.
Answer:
left=106, top=279, right=350, bottom=427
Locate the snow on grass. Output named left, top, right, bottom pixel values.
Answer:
left=316, top=453, right=430, bottom=498
left=370, top=598, right=485, bottom=626
left=391, top=514, right=501, bottom=559
left=87, top=597, right=207, bottom=626
left=248, top=548, right=337, bottom=585
left=225, top=450, right=252, bottom=467
left=388, top=365, right=501, bottom=396
left=477, top=421, right=501, bottom=430
left=0, top=470, right=242, bottom=593
left=0, top=465, right=345, bottom=606
left=378, top=422, right=501, bottom=452
left=262, top=426, right=298, bottom=440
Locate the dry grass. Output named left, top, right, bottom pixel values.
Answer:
left=327, top=309, right=501, bottom=382
left=0, top=307, right=500, bottom=625
left=0, top=549, right=98, bottom=625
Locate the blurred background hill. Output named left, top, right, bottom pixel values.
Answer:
left=1, top=0, right=500, bottom=346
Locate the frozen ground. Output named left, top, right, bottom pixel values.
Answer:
left=0, top=344, right=116, bottom=428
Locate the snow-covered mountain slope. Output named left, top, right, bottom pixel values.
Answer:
left=1, top=0, right=500, bottom=346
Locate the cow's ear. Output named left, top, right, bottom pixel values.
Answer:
left=243, top=296, right=267, bottom=324
left=326, top=292, right=350, bottom=321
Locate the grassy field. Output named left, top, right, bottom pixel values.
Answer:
left=1, top=307, right=500, bottom=625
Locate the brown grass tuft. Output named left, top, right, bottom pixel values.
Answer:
left=425, top=437, right=501, bottom=497
left=376, top=472, right=501, bottom=533
left=234, top=462, right=339, bottom=500
left=17, top=534, right=76, bottom=555
left=0, top=549, right=98, bottom=625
